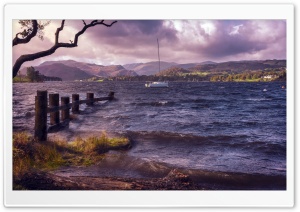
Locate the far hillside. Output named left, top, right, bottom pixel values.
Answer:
left=97, top=65, right=137, bottom=77
left=35, top=63, right=93, bottom=81
left=187, top=60, right=286, bottom=74
left=124, top=61, right=177, bottom=75
left=156, top=67, right=190, bottom=76
left=39, top=60, right=104, bottom=76
left=16, top=59, right=286, bottom=82
left=110, top=59, right=286, bottom=82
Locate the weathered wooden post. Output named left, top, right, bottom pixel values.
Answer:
left=86, top=93, right=94, bottom=106
left=72, top=94, right=80, bottom=114
left=61, top=96, right=70, bottom=121
left=49, top=93, right=60, bottom=125
left=108, top=91, right=115, bottom=100
left=34, top=90, right=48, bottom=141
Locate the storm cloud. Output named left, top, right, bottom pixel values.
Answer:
left=12, top=19, right=286, bottom=67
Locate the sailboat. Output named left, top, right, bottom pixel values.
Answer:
left=145, top=38, right=169, bottom=88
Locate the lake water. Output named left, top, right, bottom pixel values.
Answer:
left=13, top=81, right=287, bottom=189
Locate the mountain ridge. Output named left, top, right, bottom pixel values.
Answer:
left=34, top=63, right=94, bottom=81
left=19, top=59, right=286, bottom=81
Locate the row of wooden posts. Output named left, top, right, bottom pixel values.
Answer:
left=34, top=90, right=114, bottom=141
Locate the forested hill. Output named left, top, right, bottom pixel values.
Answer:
left=110, top=59, right=286, bottom=82
left=187, top=59, right=286, bottom=73
left=157, top=59, right=286, bottom=76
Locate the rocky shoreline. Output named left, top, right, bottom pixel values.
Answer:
left=14, top=169, right=209, bottom=190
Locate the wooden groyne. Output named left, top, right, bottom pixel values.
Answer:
left=34, top=90, right=114, bottom=141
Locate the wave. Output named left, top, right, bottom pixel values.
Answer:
left=123, top=131, right=286, bottom=155
left=130, top=101, right=176, bottom=107
left=184, top=168, right=286, bottom=190
left=54, top=153, right=286, bottom=190
left=245, top=98, right=272, bottom=101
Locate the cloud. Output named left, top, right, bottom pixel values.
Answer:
left=12, top=19, right=286, bottom=68
left=229, top=24, right=243, bottom=35
left=169, top=20, right=286, bottom=62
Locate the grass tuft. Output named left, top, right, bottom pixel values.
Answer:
left=13, top=131, right=130, bottom=178
left=71, top=132, right=130, bottom=154
left=13, top=132, right=65, bottom=178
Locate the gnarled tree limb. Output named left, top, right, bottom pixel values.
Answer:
left=13, top=20, right=117, bottom=78
left=13, top=20, right=38, bottom=46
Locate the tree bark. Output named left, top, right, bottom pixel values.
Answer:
left=12, top=20, right=117, bottom=78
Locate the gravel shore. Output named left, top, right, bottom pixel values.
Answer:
left=14, top=169, right=209, bottom=190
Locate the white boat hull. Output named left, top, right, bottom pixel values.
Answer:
left=145, top=82, right=169, bottom=88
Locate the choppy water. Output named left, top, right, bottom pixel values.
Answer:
left=13, top=81, right=286, bottom=189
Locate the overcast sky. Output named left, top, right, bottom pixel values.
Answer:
left=13, top=19, right=286, bottom=67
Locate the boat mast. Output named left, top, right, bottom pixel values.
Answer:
left=157, top=38, right=160, bottom=72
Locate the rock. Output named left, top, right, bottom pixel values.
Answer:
left=164, top=169, right=190, bottom=183
left=156, top=169, right=194, bottom=190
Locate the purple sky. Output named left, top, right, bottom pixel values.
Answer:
left=13, top=19, right=286, bottom=67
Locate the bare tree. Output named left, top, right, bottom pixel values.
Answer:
left=12, top=20, right=117, bottom=78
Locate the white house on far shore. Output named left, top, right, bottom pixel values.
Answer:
left=262, top=75, right=277, bottom=79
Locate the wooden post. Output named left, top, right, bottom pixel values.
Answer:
left=61, top=96, right=70, bottom=121
left=34, top=90, right=48, bottom=141
left=72, top=94, right=80, bottom=114
left=108, top=91, right=115, bottom=100
left=86, top=93, right=94, bottom=106
left=49, top=93, right=59, bottom=125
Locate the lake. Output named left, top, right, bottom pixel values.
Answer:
left=13, top=81, right=287, bottom=189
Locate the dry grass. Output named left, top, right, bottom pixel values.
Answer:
left=13, top=131, right=130, bottom=178
left=70, top=132, right=130, bottom=165
left=71, top=132, right=129, bottom=154
left=13, top=132, right=65, bottom=178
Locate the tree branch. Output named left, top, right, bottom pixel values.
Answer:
left=13, top=20, right=117, bottom=78
left=55, top=20, right=65, bottom=44
left=13, top=20, right=38, bottom=46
